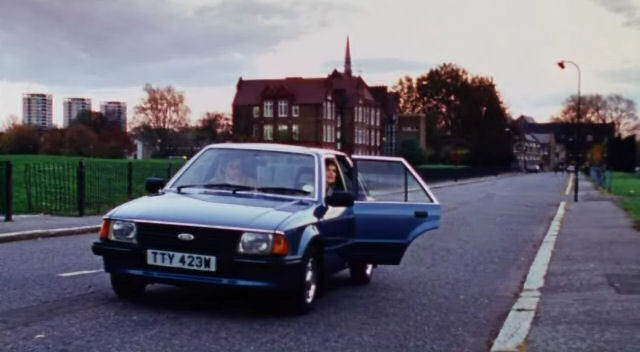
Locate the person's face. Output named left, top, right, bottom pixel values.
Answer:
left=326, top=163, right=337, bottom=186
left=225, top=161, right=242, bottom=179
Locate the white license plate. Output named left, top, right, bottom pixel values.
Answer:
left=146, top=250, right=216, bottom=272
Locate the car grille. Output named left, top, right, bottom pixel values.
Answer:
left=136, top=222, right=241, bottom=255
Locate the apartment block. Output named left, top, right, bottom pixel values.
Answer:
left=63, top=97, right=92, bottom=127
left=100, top=101, right=127, bottom=131
left=22, top=93, right=53, bottom=129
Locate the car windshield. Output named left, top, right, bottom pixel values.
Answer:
left=171, top=148, right=317, bottom=198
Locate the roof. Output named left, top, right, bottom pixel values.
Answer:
left=233, top=77, right=327, bottom=105
left=207, top=142, right=345, bottom=157
left=532, top=133, right=553, bottom=144
left=233, top=71, right=379, bottom=106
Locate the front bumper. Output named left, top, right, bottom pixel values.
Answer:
left=92, top=241, right=302, bottom=290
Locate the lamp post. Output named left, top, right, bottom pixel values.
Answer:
left=557, top=60, right=581, bottom=202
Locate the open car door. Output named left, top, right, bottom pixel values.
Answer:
left=347, top=156, right=441, bottom=265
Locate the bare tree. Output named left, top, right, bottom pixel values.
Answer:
left=1, top=114, right=20, bottom=131
left=133, top=84, right=191, bottom=130
left=552, top=93, right=638, bottom=136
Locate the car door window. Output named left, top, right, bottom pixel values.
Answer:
left=355, top=159, right=433, bottom=203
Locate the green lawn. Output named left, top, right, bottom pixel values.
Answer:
left=0, top=154, right=186, bottom=215
left=608, top=171, right=640, bottom=225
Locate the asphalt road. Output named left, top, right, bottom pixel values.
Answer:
left=0, top=173, right=568, bottom=352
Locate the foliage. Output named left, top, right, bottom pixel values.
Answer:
left=551, top=94, right=639, bottom=137
left=0, top=124, right=40, bottom=154
left=398, top=139, right=426, bottom=166
left=132, top=83, right=191, bottom=130
left=392, top=63, right=513, bottom=166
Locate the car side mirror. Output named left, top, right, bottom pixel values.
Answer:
left=325, top=191, right=354, bottom=207
left=145, top=177, right=166, bottom=194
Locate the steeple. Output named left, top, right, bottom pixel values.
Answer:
left=344, top=36, right=352, bottom=76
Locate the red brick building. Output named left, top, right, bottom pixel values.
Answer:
left=232, top=38, right=396, bottom=155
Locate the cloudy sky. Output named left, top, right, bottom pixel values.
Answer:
left=1, top=0, right=639, bottom=128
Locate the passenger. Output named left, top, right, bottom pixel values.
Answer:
left=325, top=159, right=338, bottom=196
left=217, top=159, right=256, bottom=187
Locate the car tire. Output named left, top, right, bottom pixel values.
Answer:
left=349, top=262, right=374, bottom=285
left=110, top=273, right=146, bottom=300
left=291, top=249, right=320, bottom=315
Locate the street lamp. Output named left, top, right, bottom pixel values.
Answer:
left=557, top=59, right=581, bottom=202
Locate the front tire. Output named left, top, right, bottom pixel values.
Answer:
left=349, top=262, right=374, bottom=285
left=291, top=250, right=320, bottom=314
left=110, top=274, right=146, bottom=300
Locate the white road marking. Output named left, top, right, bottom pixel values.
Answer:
left=564, top=174, right=573, bottom=195
left=57, top=269, right=103, bottom=277
left=490, top=201, right=567, bottom=352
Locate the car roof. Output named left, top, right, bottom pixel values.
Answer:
left=205, top=143, right=346, bottom=158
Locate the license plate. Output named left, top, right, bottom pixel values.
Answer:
left=146, top=250, right=216, bottom=272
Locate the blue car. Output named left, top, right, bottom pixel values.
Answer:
left=92, top=143, right=441, bottom=313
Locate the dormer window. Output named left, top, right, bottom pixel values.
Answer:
left=278, top=100, right=288, bottom=117
left=263, top=101, right=273, bottom=118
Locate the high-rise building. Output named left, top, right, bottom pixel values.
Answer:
left=63, top=97, right=92, bottom=127
left=22, top=93, right=53, bottom=129
left=100, top=101, right=127, bottom=131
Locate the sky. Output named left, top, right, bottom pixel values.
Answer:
left=1, top=0, right=639, bottom=129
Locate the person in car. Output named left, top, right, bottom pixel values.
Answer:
left=214, top=159, right=256, bottom=187
left=325, top=159, right=338, bottom=196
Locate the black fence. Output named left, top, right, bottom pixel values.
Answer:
left=0, top=161, right=12, bottom=221
left=24, top=161, right=184, bottom=216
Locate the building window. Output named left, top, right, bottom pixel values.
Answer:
left=263, top=101, right=273, bottom=118
left=278, top=100, right=288, bottom=117
left=292, top=105, right=299, bottom=117
left=253, top=106, right=260, bottom=118
left=292, top=124, right=299, bottom=141
left=253, top=125, right=260, bottom=138
left=263, top=124, right=273, bottom=140
left=278, top=124, right=288, bottom=139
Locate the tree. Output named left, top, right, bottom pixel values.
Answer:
left=1, top=114, right=19, bottom=132
left=551, top=93, right=639, bottom=136
left=197, top=112, right=232, bottom=142
left=392, top=76, right=422, bottom=114
left=133, top=84, right=191, bottom=130
left=0, top=124, right=40, bottom=154
left=394, top=63, right=513, bottom=166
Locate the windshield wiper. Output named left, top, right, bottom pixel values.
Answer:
left=256, top=187, right=310, bottom=196
left=176, top=183, right=255, bottom=193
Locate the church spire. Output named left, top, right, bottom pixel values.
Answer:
left=344, top=36, right=352, bottom=76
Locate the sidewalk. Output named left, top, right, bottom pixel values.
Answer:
left=0, top=214, right=102, bottom=243
left=526, top=178, right=640, bottom=351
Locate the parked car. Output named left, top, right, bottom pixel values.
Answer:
left=92, top=143, right=441, bottom=313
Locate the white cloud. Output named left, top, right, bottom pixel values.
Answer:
left=1, top=0, right=639, bottom=127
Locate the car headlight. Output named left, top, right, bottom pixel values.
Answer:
left=109, top=220, right=137, bottom=243
left=238, top=232, right=289, bottom=255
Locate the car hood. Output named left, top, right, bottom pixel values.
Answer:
left=107, top=191, right=314, bottom=231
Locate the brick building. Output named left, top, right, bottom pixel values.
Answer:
left=232, top=38, right=396, bottom=155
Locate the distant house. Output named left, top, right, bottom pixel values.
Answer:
left=515, top=115, right=615, bottom=170
left=513, top=133, right=542, bottom=171
left=232, top=38, right=397, bottom=156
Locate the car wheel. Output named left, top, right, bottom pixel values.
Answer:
left=291, top=250, right=320, bottom=314
left=349, top=262, right=374, bottom=285
left=110, top=273, right=146, bottom=300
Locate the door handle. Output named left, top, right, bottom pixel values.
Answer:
left=414, top=211, right=429, bottom=218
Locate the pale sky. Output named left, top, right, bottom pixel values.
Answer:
left=1, top=0, right=639, bottom=129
